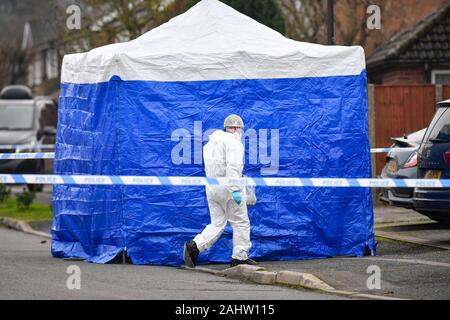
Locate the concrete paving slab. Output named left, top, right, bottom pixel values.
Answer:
left=374, top=204, right=433, bottom=226
left=376, top=222, right=450, bottom=250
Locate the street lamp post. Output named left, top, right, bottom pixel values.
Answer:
left=327, top=0, right=334, bottom=45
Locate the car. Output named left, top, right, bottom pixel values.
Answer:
left=413, top=99, right=450, bottom=224
left=0, top=85, right=57, bottom=192
left=379, top=128, right=426, bottom=208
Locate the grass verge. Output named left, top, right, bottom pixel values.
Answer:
left=0, top=199, right=52, bottom=221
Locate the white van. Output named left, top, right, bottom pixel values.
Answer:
left=0, top=85, right=57, bottom=191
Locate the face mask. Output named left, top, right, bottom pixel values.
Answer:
left=233, top=131, right=242, bottom=140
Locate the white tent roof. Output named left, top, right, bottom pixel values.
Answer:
left=62, top=0, right=365, bottom=84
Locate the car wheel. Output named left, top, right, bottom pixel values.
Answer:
left=427, top=216, right=450, bottom=226
left=416, top=211, right=450, bottom=226
left=27, top=184, right=44, bottom=192
left=25, top=159, right=45, bottom=192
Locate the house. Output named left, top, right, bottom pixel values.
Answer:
left=367, top=4, right=450, bottom=85
left=22, top=20, right=61, bottom=96
left=0, top=0, right=65, bottom=97
left=0, top=0, right=182, bottom=98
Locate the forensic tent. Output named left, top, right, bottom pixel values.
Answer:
left=53, top=0, right=376, bottom=265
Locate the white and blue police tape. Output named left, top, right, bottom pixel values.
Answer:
left=0, top=174, right=449, bottom=188
left=0, top=148, right=418, bottom=160
left=0, top=152, right=55, bottom=160
left=370, top=147, right=417, bottom=153
left=0, top=145, right=413, bottom=154
left=0, top=144, right=55, bottom=150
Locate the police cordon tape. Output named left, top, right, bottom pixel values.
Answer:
left=0, top=145, right=418, bottom=153
left=0, top=174, right=449, bottom=188
left=370, top=147, right=417, bottom=153
left=0, top=146, right=435, bottom=188
left=0, top=152, right=55, bottom=160
left=0, top=144, right=55, bottom=150
left=0, top=148, right=417, bottom=160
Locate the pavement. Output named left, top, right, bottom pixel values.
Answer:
left=376, top=223, right=450, bottom=250
left=373, top=203, right=433, bottom=225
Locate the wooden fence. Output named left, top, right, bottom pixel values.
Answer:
left=372, top=85, right=437, bottom=175
left=444, top=84, right=450, bottom=100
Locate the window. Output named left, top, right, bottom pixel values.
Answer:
left=45, top=49, right=59, bottom=80
left=0, top=103, right=35, bottom=130
left=27, top=63, right=34, bottom=87
left=33, top=56, right=42, bottom=85
left=423, top=108, right=450, bottom=143
left=431, top=70, right=450, bottom=84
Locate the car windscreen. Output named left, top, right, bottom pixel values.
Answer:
left=0, top=104, right=34, bottom=130
left=422, top=108, right=450, bottom=143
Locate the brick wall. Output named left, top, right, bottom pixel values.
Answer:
left=381, top=67, right=426, bottom=85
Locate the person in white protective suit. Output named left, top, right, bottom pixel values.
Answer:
left=183, top=114, right=257, bottom=268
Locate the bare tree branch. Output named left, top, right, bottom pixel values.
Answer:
left=279, top=0, right=412, bottom=53
left=0, top=37, right=30, bottom=88
left=48, top=0, right=187, bottom=54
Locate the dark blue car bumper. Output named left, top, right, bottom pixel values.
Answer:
left=414, top=188, right=450, bottom=213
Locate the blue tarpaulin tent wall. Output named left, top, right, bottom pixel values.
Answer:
left=52, top=0, right=376, bottom=265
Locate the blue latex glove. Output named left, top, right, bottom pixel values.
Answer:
left=232, top=191, right=242, bottom=205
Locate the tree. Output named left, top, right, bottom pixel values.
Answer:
left=279, top=0, right=372, bottom=45
left=278, top=0, right=447, bottom=54
left=187, top=0, right=286, bottom=34
left=278, top=0, right=328, bottom=43
left=334, top=0, right=373, bottom=47
left=0, top=32, right=30, bottom=89
left=0, top=1, right=37, bottom=88
left=50, top=0, right=189, bottom=53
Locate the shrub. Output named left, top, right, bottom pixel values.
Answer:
left=0, top=184, right=11, bottom=203
left=16, top=187, right=35, bottom=210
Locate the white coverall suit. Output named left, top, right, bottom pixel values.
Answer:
left=193, top=129, right=251, bottom=260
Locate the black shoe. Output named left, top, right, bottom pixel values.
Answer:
left=183, top=240, right=199, bottom=268
left=230, top=258, right=258, bottom=268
